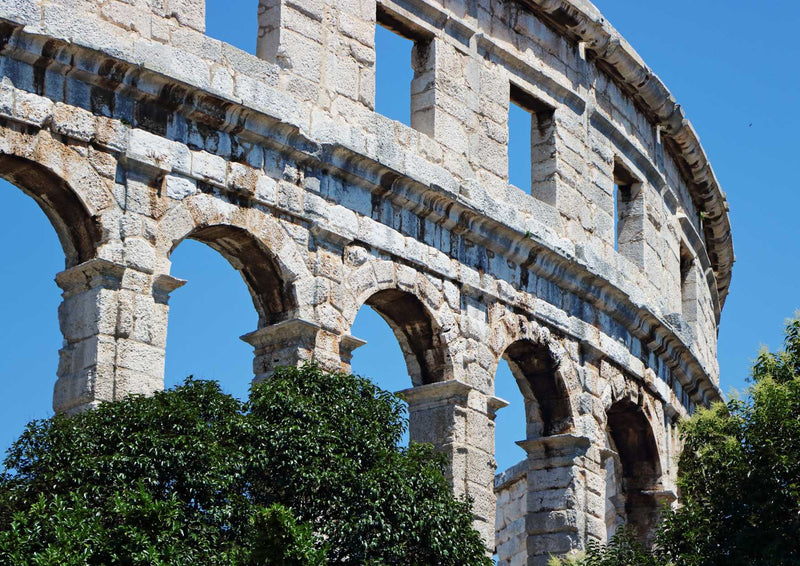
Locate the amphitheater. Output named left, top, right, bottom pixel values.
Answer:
left=0, top=0, right=733, bottom=561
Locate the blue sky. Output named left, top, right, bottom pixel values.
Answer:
left=1, top=1, right=798, bottom=475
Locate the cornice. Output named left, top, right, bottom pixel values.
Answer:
left=519, top=0, right=734, bottom=308
left=0, top=19, right=721, bottom=408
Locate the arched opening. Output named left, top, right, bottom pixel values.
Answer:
left=0, top=155, right=100, bottom=269
left=502, top=339, right=572, bottom=439
left=493, top=339, right=573, bottom=564
left=0, top=179, right=63, bottom=453
left=350, top=304, right=410, bottom=446
left=0, top=157, right=101, bottom=451
left=348, top=288, right=453, bottom=446
left=184, top=225, right=295, bottom=326
left=166, top=224, right=295, bottom=399
left=606, top=399, right=662, bottom=542
left=493, top=358, right=527, bottom=473
left=362, top=289, right=451, bottom=387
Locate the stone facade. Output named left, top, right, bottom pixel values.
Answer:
left=0, top=0, right=732, bottom=561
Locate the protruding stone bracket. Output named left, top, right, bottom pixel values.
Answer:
left=599, top=447, right=619, bottom=464
left=645, top=488, right=678, bottom=508
left=339, top=334, right=366, bottom=367
left=487, top=395, right=510, bottom=420
left=152, top=274, right=187, bottom=305
left=55, top=258, right=125, bottom=297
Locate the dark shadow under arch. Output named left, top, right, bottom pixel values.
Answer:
left=0, top=155, right=101, bottom=267
left=174, top=224, right=296, bottom=326
left=607, top=399, right=662, bottom=541
left=503, top=339, right=572, bottom=437
left=364, top=289, right=451, bottom=386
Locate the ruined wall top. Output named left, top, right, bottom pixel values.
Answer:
left=1, top=0, right=732, bottom=312
left=518, top=0, right=733, bottom=306
left=0, top=0, right=731, bottom=403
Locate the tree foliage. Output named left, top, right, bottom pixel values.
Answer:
left=656, top=316, right=800, bottom=566
left=0, top=364, right=491, bottom=565
left=548, top=528, right=666, bottom=566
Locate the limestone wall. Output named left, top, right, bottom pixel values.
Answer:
left=0, top=0, right=731, bottom=560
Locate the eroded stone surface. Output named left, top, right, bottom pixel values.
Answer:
left=0, top=0, right=730, bottom=559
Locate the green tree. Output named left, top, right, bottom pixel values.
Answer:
left=656, top=316, right=800, bottom=566
left=0, top=364, right=491, bottom=565
left=548, top=528, right=666, bottom=566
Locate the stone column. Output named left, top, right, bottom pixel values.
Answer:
left=495, top=434, right=599, bottom=565
left=409, top=37, right=482, bottom=164
left=241, top=318, right=349, bottom=380
left=54, top=259, right=185, bottom=414
left=400, top=380, right=502, bottom=548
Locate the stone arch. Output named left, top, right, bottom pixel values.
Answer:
left=0, top=131, right=111, bottom=267
left=361, top=288, right=453, bottom=386
left=171, top=224, right=296, bottom=325
left=605, top=397, right=663, bottom=542
left=159, top=194, right=306, bottom=326
left=0, top=155, right=99, bottom=266
left=501, top=338, right=573, bottom=438
left=343, top=259, right=456, bottom=387
left=0, top=130, right=118, bottom=414
left=489, top=308, right=577, bottom=438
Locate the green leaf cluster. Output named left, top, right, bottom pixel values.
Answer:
left=656, top=316, right=800, bottom=566
left=0, top=364, right=491, bottom=565
left=548, top=528, right=667, bottom=566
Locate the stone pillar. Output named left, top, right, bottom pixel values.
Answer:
left=241, top=318, right=348, bottom=380
left=410, top=37, right=481, bottom=165
left=400, top=380, right=501, bottom=548
left=257, top=0, right=374, bottom=111
left=495, top=434, right=600, bottom=565
left=54, top=259, right=185, bottom=414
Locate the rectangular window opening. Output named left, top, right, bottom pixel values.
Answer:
left=613, top=160, right=638, bottom=253
left=375, top=10, right=429, bottom=129
left=208, top=0, right=257, bottom=54
left=679, top=241, right=698, bottom=325
left=509, top=84, right=556, bottom=202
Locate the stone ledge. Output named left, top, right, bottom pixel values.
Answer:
left=0, top=18, right=722, bottom=407
left=519, top=0, right=734, bottom=307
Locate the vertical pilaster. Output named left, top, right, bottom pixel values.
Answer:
left=339, top=334, right=367, bottom=372
left=241, top=318, right=349, bottom=380
left=495, top=434, right=600, bottom=565
left=411, top=37, right=482, bottom=170
left=54, top=259, right=184, bottom=414
left=55, top=259, right=124, bottom=414
left=400, top=380, right=501, bottom=548
left=257, top=0, right=374, bottom=112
